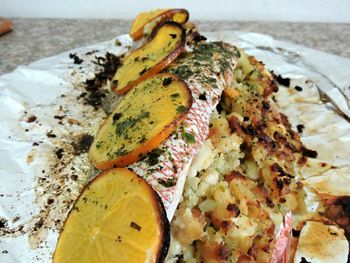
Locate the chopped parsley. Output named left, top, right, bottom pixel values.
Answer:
left=145, top=148, right=164, bottom=166
left=176, top=105, right=188, bottom=114
left=115, top=111, right=150, bottom=136
left=182, top=131, right=196, bottom=144
left=158, top=178, right=177, bottom=187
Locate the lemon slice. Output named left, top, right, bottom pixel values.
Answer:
left=53, top=168, right=169, bottom=263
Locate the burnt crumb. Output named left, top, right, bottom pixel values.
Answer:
left=94, top=56, right=106, bottom=65
left=169, top=33, right=177, bottom=39
left=298, top=156, right=308, bottom=165
left=55, top=148, right=64, bottom=159
left=47, top=199, right=54, bottom=205
left=199, top=92, right=207, bottom=101
left=54, top=115, right=65, bottom=120
left=85, top=50, right=98, bottom=55
left=77, top=92, right=87, bottom=99
left=336, top=196, right=350, bottom=214
left=226, top=203, right=240, bottom=217
left=220, top=220, right=232, bottom=233
left=72, top=134, right=94, bottom=155
left=33, top=218, right=44, bottom=231
left=262, top=100, right=270, bottom=110
left=266, top=197, right=275, bottom=208
left=300, top=257, right=311, bottom=263
left=271, top=163, right=285, bottom=175
left=193, top=34, right=207, bottom=43
left=0, top=218, right=8, bottom=229
left=283, top=177, right=291, bottom=185
left=216, top=243, right=229, bottom=261
left=46, top=130, right=56, bottom=138
left=162, top=77, right=173, bottom=86
left=32, top=142, right=39, bottom=146
left=275, top=178, right=284, bottom=190
left=26, top=115, right=37, bottom=123
left=292, top=228, right=301, bottom=237
left=130, top=221, right=141, bottom=231
left=245, top=124, right=256, bottom=137
left=297, top=124, right=305, bottom=133
left=295, top=86, right=303, bottom=92
left=275, top=74, right=290, bottom=87
left=113, top=112, right=122, bottom=122
left=82, top=52, right=122, bottom=110
left=301, top=147, right=318, bottom=158
left=279, top=197, right=286, bottom=203
left=139, top=67, right=148, bottom=76
left=216, top=103, right=224, bottom=114
left=70, top=174, right=78, bottom=181
left=69, top=53, right=83, bottom=64
left=12, top=216, right=20, bottom=223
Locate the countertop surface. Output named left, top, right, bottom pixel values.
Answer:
left=1, top=18, right=350, bottom=76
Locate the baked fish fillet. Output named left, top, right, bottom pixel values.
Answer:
left=129, top=41, right=239, bottom=220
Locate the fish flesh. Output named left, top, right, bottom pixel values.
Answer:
left=129, top=41, right=239, bottom=220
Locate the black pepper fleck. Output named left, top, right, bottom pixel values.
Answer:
left=295, top=86, right=303, bottom=92
left=275, top=75, right=290, bottom=87
left=26, top=115, right=37, bottom=123
left=130, top=221, right=141, bottom=231
left=296, top=124, right=305, bottom=133
left=199, top=92, right=207, bottom=100
left=162, top=77, right=172, bottom=86
left=55, top=148, right=64, bottom=159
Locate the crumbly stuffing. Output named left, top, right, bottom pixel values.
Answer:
left=167, top=49, right=311, bottom=263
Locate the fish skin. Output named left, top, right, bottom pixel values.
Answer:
left=129, top=42, right=239, bottom=220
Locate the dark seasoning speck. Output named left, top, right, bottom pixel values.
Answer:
left=78, top=52, right=122, bottom=110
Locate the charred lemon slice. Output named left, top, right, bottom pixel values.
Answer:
left=112, top=21, right=185, bottom=95
left=53, top=168, right=170, bottom=263
left=130, top=8, right=189, bottom=40
left=89, top=73, right=192, bottom=170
